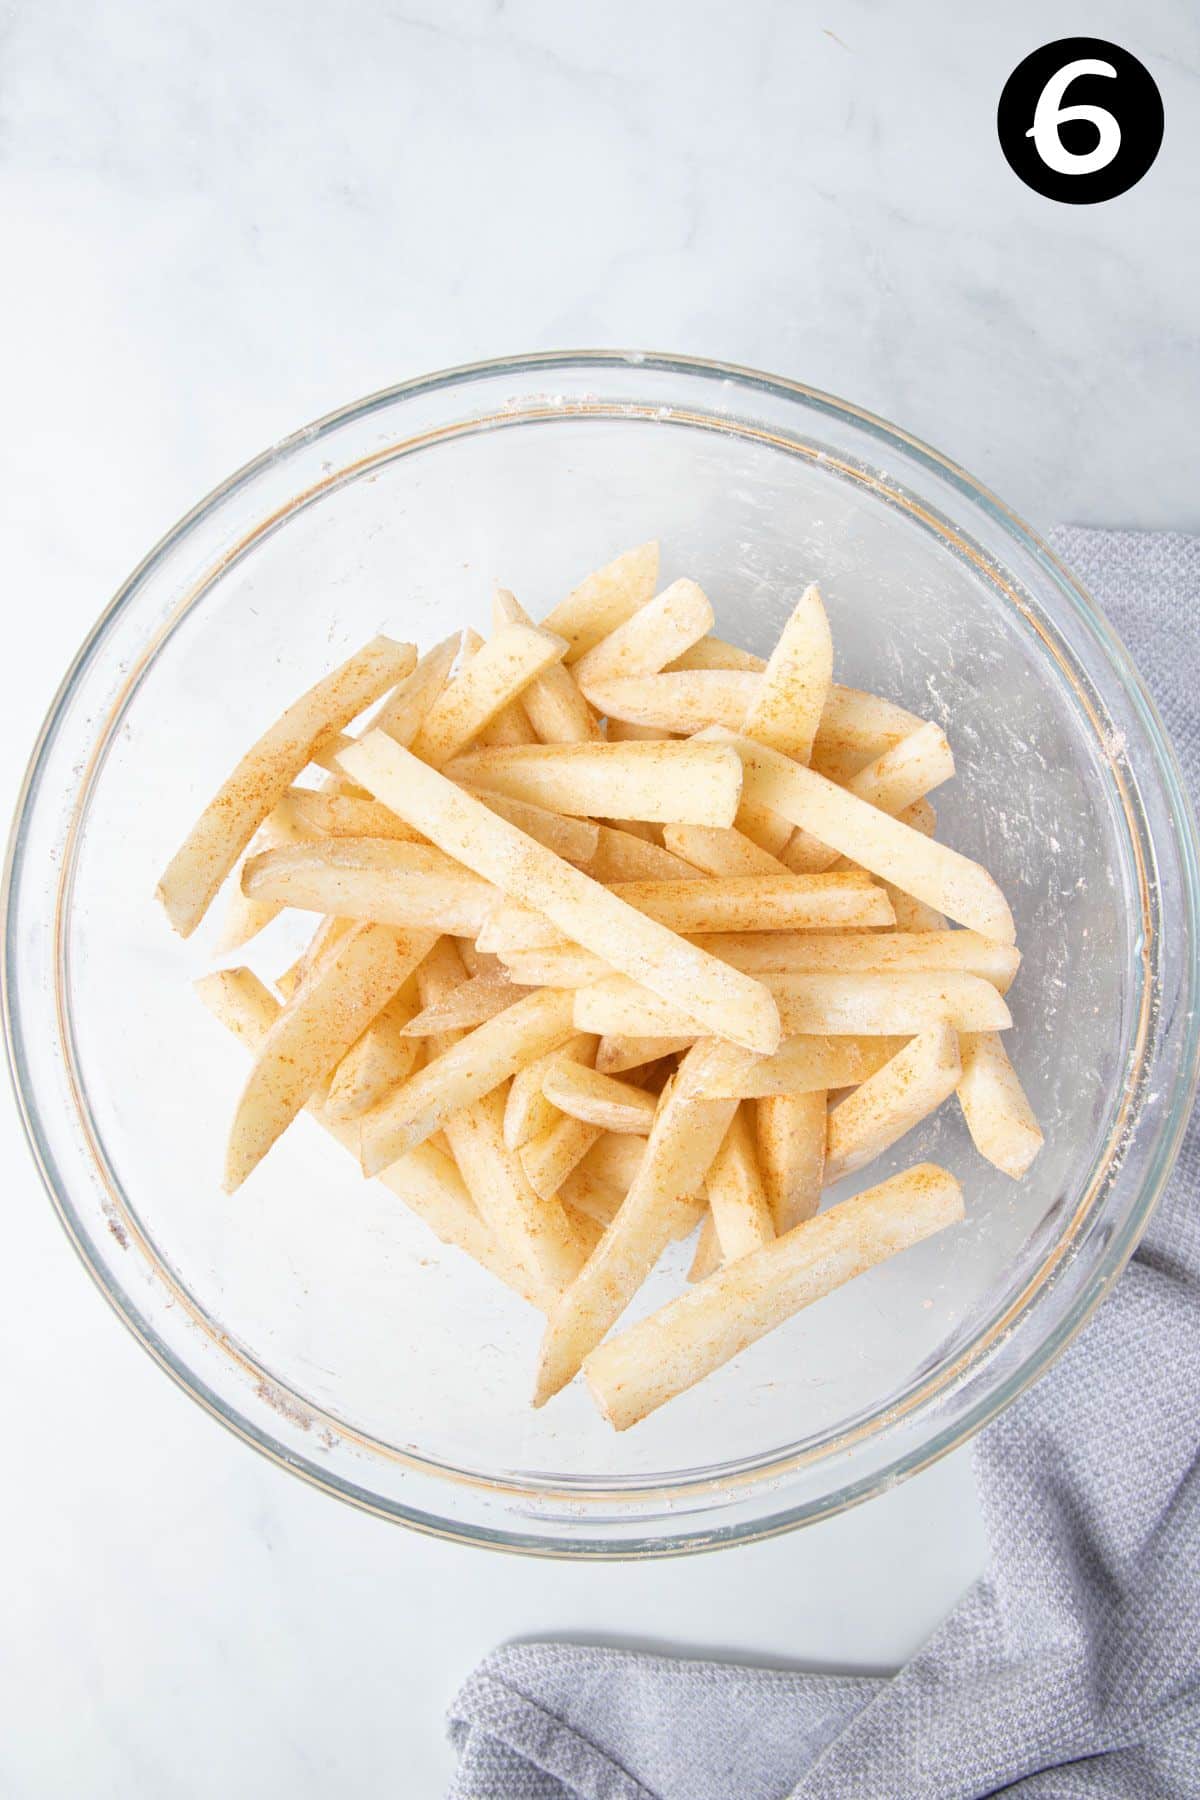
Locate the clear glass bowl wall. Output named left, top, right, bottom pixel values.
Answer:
left=5, top=354, right=1197, bottom=1555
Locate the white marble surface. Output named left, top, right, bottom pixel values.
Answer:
left=1, top=2, right=1195, bottom=1794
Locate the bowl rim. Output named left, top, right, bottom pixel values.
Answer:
left=5, top=347, right=1199, bottom=1557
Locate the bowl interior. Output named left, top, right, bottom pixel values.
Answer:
left=60, top=406, right=1139, bottom=1492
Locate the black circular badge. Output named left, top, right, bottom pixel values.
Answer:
left=997, top=38, right=1163, bottom=203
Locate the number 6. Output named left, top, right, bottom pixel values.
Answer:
left=1026, top=58, right=1121, bottom=176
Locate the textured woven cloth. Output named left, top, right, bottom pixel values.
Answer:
left=447, top=529, right=1200, bottom=1800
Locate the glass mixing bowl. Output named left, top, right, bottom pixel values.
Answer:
left=5, top=353, right=1197, bottom=1556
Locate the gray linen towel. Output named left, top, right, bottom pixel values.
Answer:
left=448, top=530, right=1200, bottom=1800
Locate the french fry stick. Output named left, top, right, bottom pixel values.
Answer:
left=880, top=803, right=948, bottom=928
left=781, top=722, right=955, bottom=875
left=557, top=1164, right=627, bottom=1229
left=707, top=1105, right=776, bottom=1260
left=493, top=589, right=600, bottom=744
left=481, top=871, right=893, bottom=958
left=453, top=628, right=539, bottom=750
left=373, top=632, right=462, bottom=746
left=338, top=734, right=780, bottom=1055
left=576, top=1129, right=648, bottom=1191
left=534, top=1041, right=743, bottom=1402
left=651, top=656, right=922, bottom=763
left=812, top=686, right=925, bottom=763
left=669, top=637, right=765, bottom=673
left=689, top=928, right=1020, bottom=990
left=399, top=972, right=531, bottom=1036
left=741, top=585, right=832, bottom=763
left=521, top=1113, right=603, bottom=1201
left=584, top=1164, right=964, bottom=1428
left=460, top=787, right=600, bottom=866
left=573, top=978, right=704, bottom=1039
left=727, top=734, right=1015, bottom=943
left=446, top=1085, right=586, bottom=1302
left=846, top=800, right=945, bottom=927
left=733, top=796, right=795, bottom=858
left=584, top=670, right=760, bottom=734
left=456, top=625, right=485, bottom=664
left=662, top=822, right=793, bottom=878
left=877, top=808, right=947, bottom=921
left=415, top=939, right=586, bottom=1301
left=502, top=916, right=979, bottom=991
left=503, top=1036, right=586, bottom=1144
left=492, top=875, right=892, bottom=951
left=888, top=891, right=950, bottom=932
left=541, top=1061, right=659, bottom=1135
left=243, top=838, right=499, bottom=936
left=158, top=635, right=417, bottom=935
left=196, top=968, right=543, bottom=1306
left=410, top=623, right=568, bottom=767
left=457, top=940, right=503, bottom=980
left=689, top=1034, right=907, bottom=1098
left=573, top=578, right=714, bottom=688
left=564, top=1204, right=605, bottom=1257
left=826, top=1024, right=962, bottom=1184
left=540, top=542, right=660, bottom=661
left=216, top=796, right=315, bottom=952
left=594, top=1034, right=697, bottom=1076
left=688, top=1211, right=722, bottom=1281
left=605, top=717, right=676, bottom=742
left=477, top=703, right=537, bottom=748
left=504, top=1034, right=597, bottom=1151
left=575, top=970, right=1010, bottom=1039
left=472, top=903, right=579, bottom=957
left=359, top=985, right=578, bottom=1172
left=846, top=721, right=955, bottom=813
left=768, top=971, right=1011, bottom=1035
left=756, top=1092, right=827, bottom=1231
left=443, top=740, right=745, bottom=827
left=306, top=733, right=364, bottom=782
left=223, top=923, right=434, bottom=1190
left=284, top=789, right=424, bottom=842
left=282, top=913, right=354, bottom=995
left=900, top=797, right=937, bottom=836
left=493, top=946, right=611, bottom=988
left=587, top=825, right=705, bottom=883
left=607, top=817, right=661, bottom=842
left=324, top=982, right=423, bottom=1121
left=957, top=1031, right=1044, bottom=1178
left=596, top=875, right=894, bottom=935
